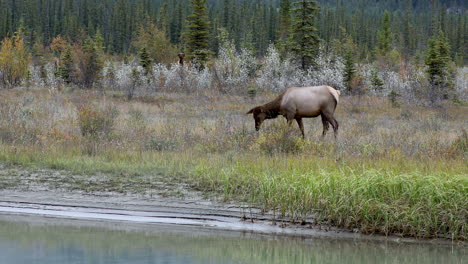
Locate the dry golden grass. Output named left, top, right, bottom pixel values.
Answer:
left=0, top=88, right=466, bottom=239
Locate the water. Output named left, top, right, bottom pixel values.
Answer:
left=0, top=218, right=465, bottom=264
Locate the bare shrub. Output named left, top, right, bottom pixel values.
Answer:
left=255, top=45, right=302, bottom=92
left=77, top=104, right=118, bottom=140
left=211, top=40, right=256, bottom=93
left=303, top=51, right=345, bottom=91
left=250, top=123, right=308, bottom=154
left=454, top=67, right=468, bottom=102
left=449, top=130, right=467, bottom=157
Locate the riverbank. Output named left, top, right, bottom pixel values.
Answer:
left=0, top=188, right=464, bottom=246
left=0, top=162, right=466, bottom=242
left=0, top=89, right=466, bottom=240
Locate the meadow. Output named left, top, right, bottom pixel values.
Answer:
left=0, top=87, right=466, bottom=240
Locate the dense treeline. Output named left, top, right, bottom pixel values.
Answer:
left=0, top=0, right=465, bottom=62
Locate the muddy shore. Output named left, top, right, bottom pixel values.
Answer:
left=0, top=164, right=465, bottom=246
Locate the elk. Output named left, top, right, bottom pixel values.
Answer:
left=247, top=86, right=340, bottom=139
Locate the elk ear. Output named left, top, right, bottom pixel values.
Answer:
left=246, top=108, right=255, bottom=114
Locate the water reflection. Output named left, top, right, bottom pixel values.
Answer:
left=0, top=219, right=465, bottom=264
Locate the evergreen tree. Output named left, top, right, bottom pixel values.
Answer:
left=402, top=0, right=412, bottom=56
left=370, top=68, right=384, bottom=91
left=342, top=35, right=357, bottom=92
left=343, top=48, right=356, bottom=92
left=133, top=22, right=177, bottom=65
left=290, top=0, right=320, bottom=70
left=425, top=28, right=452, bottom=102
left=139, top=47, right=152, bottom=74
left=59, top=46, right=74, bottom=84
left=94, top=28, right=105, bottom=53
left=0, top=0, right=465, bottom=66
left=376, top=11, right=393, bottom=56
left=278, top=0, right=292, bottom=57
left=79, top=38, right=103, bottom=88
left=157, top=2, right=170, bottom=35
left=184, top=0, right=211, bottom=68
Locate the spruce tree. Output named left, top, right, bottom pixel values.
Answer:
left=343, top=47, right=356, bottom=92
left=425, top=28, right=451, bottom=102
left=184, top=0, right=211, bottom=68
left=370, top=68, right=384, bottom=91
left=402, top=0, right=412, bottom=56
left=157, top=2, right=169, bottom=36
left=376, top=11, right=392, bottom=56
left=290, top=0, right=320, bottom=70
left=59, top=46, right=74, bottom=84
left=80, top=38, right=103, bottom=88
left=139, top=47, right=152, bottom=74
left=277, top=0, right=292, bottom=57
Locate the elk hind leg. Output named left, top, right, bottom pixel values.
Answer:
left=320, top=114, right=330, bottom=138
left=323, top=112, right=339, bottom=139
left=296, top=118, right=305, bottom=139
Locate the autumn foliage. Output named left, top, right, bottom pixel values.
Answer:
left=0, top=29, right=31, bottom=87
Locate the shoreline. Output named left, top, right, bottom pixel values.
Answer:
left=0, top=190, right=464, bottom=247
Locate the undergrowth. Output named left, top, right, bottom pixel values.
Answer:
left=0, top=89, right=467, bottom=240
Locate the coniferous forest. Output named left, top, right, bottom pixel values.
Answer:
left=0, top=0, right=465, bottom=60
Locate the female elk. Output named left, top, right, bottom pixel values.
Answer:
left=247, top=86, right=340, bottom=139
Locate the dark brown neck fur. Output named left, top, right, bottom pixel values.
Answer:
left=260, top=93, right=284, bottom=119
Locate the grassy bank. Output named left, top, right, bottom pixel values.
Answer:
left=1, top=144, right=466, bottom=240
left=0, top=88, right=467, bottom=239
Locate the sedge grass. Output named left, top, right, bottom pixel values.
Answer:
left=0, top=144, right=466, bottom=240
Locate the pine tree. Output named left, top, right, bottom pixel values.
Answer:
left=59, top=46, right=75, bottom=84
left=370, top=68, right=384, bottom=91
left=277, top=0, right=292, bottom=57
left=133, top=21, right=177, bottom=65
left=425, top=28, right=452, bottom=102
left=222, top=0, right=230, bottom=29
left=343, top=48, right=355, bottom=92
left=139, top=47, right=152, bottom=74
left=402, top=0, right=412, bottom=56
left=376, top=11, right=392, bottom=56
left=290, top=0, right=320, bottom=70
left=94, top=28, right=105, bottom=53
left=79, top=37, right=103, bottom=88
left=157, top=2, right=170, bottom=35
left=340, top=32, right=358, bottom=93
left=184, top=0, right=211, bottom=68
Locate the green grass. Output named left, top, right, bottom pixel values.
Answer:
left=0, top=89, right=467, bottom=240
left=0, top=144, right=466, bottom=240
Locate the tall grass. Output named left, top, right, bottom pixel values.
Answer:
left=0, top=88, right=466, bottom=239
left=187, top=155, right=467, bottom=239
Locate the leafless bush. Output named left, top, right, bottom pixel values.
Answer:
left=211, top=40, right=257, bottom=93
left=255, top=45, right=302, bottom=92
left=454, top=67, right=468, bottom=102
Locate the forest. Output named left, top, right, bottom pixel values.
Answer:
left=0, top=0, right=465, bottom=59
left=0, top=0, right=465, bottom=101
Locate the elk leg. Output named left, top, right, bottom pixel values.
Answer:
left=329, top=118, right=339, bottom=139
left=296, top=118, right=305, bottom=139
left=323, top=112, right=339, bottom=139
left=285, top=112, right=295, bottom=126
left=321, top=114, right=330, bottom=138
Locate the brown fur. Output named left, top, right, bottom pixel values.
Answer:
left=247, top=86, right=340, bottom=139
